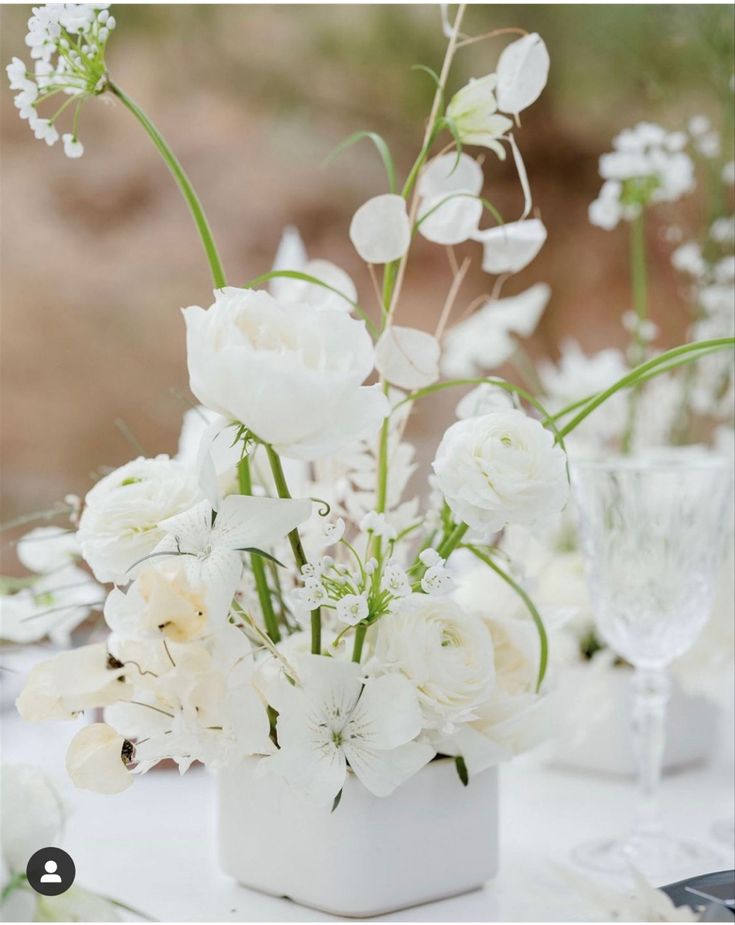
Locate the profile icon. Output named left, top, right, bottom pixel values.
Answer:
left=26, top=847, right=75, bottom=896
left=40, top=859, right=62, bottom=883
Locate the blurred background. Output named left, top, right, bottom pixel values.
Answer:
left=1, top=3, right=734, bottom=571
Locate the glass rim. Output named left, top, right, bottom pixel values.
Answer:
left=570, top=453, right=734, bottom=473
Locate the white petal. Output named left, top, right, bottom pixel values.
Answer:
left=265, top=739, right=347, bottom=806
left=483, top=282, right=551, bottom=336
left=345, top=740, right=434, bottom=798
left=509, top=134, right=532, bottom=219
left=418, top=153, right=483, bottom=198
left=474, top=218, right=547, bottom=274
left=270, top=225, right=307, bottom=299
left=418, top=192, right=483, bottom=245
left=66, top=723, right=133, bottom=794
left=158, top=500, right=212, bottom=555
left=375, top=326, right=441, bottom=390
left=496, top=33, right=550, bottom=114
left=212, top=494, right=312, bottom=551
left=186, top=547, right=243, bottom=624
left=349, top=194, right=411, bottom=264
left=196, top=416, right=232, bottom=510
left=353, top=673, right=424, bottom=749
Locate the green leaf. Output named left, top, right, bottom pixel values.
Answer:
left=323, top=130, right=397, bottom=194
left=455, top=755, right=469, bottom=786
left=331, top=788, right=344, bottom=813
left=411, top=63, right=442, bottom=90
left=240, top=547, right=286, bottom=569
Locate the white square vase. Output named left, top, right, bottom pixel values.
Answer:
left=217, top=756, right=499, bottom=918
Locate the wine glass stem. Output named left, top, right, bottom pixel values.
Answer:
left=630, top=667, right=671, bottom=843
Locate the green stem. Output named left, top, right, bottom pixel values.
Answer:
left=437, top=521, right=468, bottom=559
left=466, top=544, right=548, bottom=692
left=237, top=458, right=280, bottom=643
left=108, top=82, right=226, bottom=289
left=265, top=446, right=321, bottom=654
left=352, top=623, right=367, bottom=663
left=622, top=211, right=648, bottom=453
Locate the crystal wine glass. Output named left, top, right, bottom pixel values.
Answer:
left=570, top=451, right=733, bottom=882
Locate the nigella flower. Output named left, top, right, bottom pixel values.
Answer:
left=5, top=4, right=116, bottom=157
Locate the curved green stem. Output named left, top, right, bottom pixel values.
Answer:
left=108, top=82, right=226, bottom=289
left=622, top=211, right=649, bottom=453
left=238, top=458, right=280, bottom=643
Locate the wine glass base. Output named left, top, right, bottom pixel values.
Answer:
left=571, top=831, right=722, bottom=884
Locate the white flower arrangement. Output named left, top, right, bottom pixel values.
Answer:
left=6, top=4, right=733, bottom=811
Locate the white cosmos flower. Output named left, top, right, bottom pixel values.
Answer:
left=154, top=494, right=311, bottom=624
left=183, top=288, right=389, bottom=460
left=16, top=526, right=79, bottom=573
left=375, top=325, right=441, bottom=390
left=375, top=595, right=495, bottom=731
left=446, top=75, right=513, bottom=158
left=417, top=153, right=484, bottom=245
left=432, top=409, right=568, bottom=537
left=66, top=723, right=134, bottom=795
left=270, top=225, right=357, bottom=313
left=473, top=218, right=547, bottom=274
left=441, top=283, right=551, bottom=377
left=16, top=643, right=132, bottom=721
left=349, top=194, right=411, bottom=264
left=77, top=455, right=202, bottom=584
left=265, top=656, right=434, bottom=804
left=496, top=33, right=550, bottom=115
left=336, top=593, right=369, bottom=626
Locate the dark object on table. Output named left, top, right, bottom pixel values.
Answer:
left=662, top=870, right=735, bottom=921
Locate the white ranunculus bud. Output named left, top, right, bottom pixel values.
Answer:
left=66, top=723, right=134, bottom=794
left=16, top=644, right=132, bottom=721
left=183, top=288, right=388, bottom=460
left=349, top=194, right=411, bottom=263
left=496, top=33, right=550, bottom=115
left=375, top=594, right=495, bottom=729
left=446, top=75, right=513, bottom=158
left=77, top=455, right=202, bottom=584
left=375, top=325, right=440, bottom=390
left=473, top=218, right=547, bottom=274
left=432, top=410, right=568, bottom=537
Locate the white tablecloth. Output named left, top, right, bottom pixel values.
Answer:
left=3, top=711, right=733, bottom=922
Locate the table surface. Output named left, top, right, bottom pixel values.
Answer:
left=3, top=709, right=734, bottom=923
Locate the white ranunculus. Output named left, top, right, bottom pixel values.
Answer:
left=183, top=288, right=389, bottom=460
left=77, top=455, right=202, bottom=584
left=1, top=764, right=66, bottom=871
left=496, top=33, right=550, bottom=115
left=349, top=194, right=411, bottom=263
left=16, top=526, right=79, bottom=574
left=474, top=218, right=547, bottom=274
left=432, top=410, right=568, bottom=536
left=446, top=75, right=513, bottom=158
left=16, top=643, right=132, bottom=721
left=66, top=723, right=134, bottom=794
left=456, top=383, right=515, bottom=419
left=375, top=594, right=496, bottom=730
left=375, top=325, right=440, bottom=390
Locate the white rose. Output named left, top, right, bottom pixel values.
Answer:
left=432, top=410, right=568, bottom=536
left=77, top=455, right=202, bottom=584
left=374, top=594, right=495, bottom=730
left=183, top=288, right=389, bottom=460
left=65, top=723, right=134, bottom=794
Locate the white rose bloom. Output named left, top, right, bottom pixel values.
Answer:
left=375, top=594, right=495, bottom=730
left=77, top=455, right=202, bottom=584
left=349, top=194, right=411, bottom=264
left=446, top=74, right=513, bottom=158
left=1, top=764, right=66, bottom=872
left=16, top=643, right=132, bottom=721
left=183, top=288, right=389, bottom=460
left=432, top=410, right=568, bottom=536
left=16, top=526, right=79, bottom=574
left=66, top=723, right=134, bottom=794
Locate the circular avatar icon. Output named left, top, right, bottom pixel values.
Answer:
left=26, top=847, right=76, bottom=896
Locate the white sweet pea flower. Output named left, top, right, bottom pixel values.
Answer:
left=16, top=526, right=79, bottom=573
left=77, top=455, right=202, bottom=584
left=432, top=409, right=568, bottom=537
left=496, top=33, right=550, bottom=115
left=349, top=194, right=411, bottom=263
left=16, top=643, right=132, bottom=721
left=375, top=595, right=495, bottom=730
left=270, top=225, right=358, bottom=313
left=441, top=283, right=551, bottom=377
left=154, top=494, right=312, bottom=623
left=336, top=593, right=369, bottom=626
left=375, top=326, right=441, bottom=390
left=416, top=153, right=484, bottom=245
left=446, top=75, right=513, bottom=158
left=473, top=218, right=547, bottom=274
left=456, top=383, right=515, bottom=419
left=65, top=723, right=134, bottom=795
left=265, top=656, right=434, bottom=804
left=183, top=288, right=389, bottom=460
